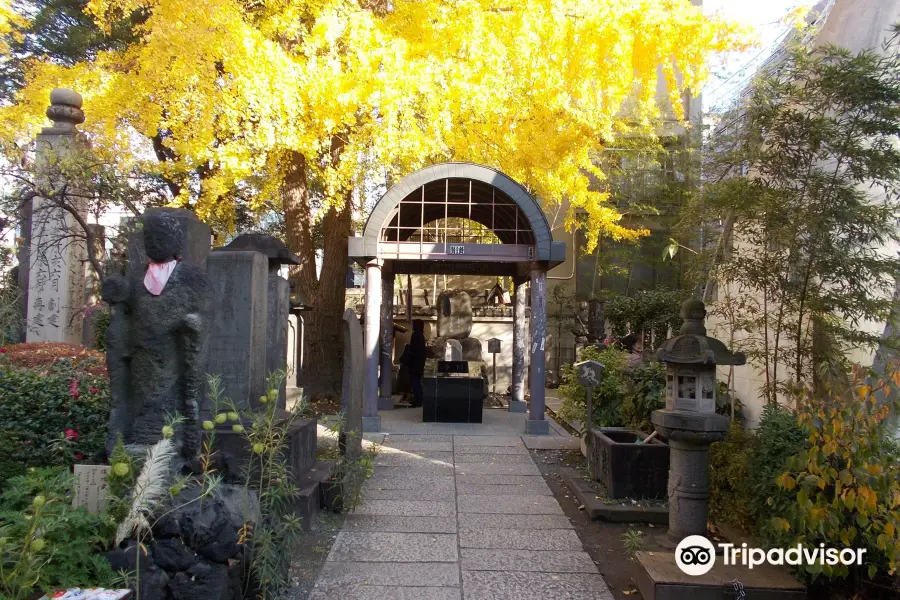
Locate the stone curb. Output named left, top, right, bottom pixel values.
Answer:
left=560, top=467, right=668, bottom=525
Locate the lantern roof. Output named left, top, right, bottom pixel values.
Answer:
left=655, top=299, right=746, bottom=367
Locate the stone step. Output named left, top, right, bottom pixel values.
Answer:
left=635, top=551, right=805, bottom=600
left=292, top=459, right=339, bottom=531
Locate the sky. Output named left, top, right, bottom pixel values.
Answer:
left=702, top=0, right=810, bottom=111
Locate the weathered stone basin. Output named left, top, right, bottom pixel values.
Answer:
left=589, top=427, right=669, bottom=499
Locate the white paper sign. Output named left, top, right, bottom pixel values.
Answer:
left=73, top=464, right=111, bottom=514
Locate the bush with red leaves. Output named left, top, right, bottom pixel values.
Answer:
left=0, top=343, right=107, bottom=377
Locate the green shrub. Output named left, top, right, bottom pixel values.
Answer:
left=748, top=403, right=808, bottom=523
left=709, top=421, right=759, bottom=532
left=620, top=361, right=666, bottom=432
left=558, top=346, right=664, bottom=432
left=558, top=346, right=628, bottom=428
left=0, top=468, right=117, bottom=599
left=708, top=404, right=807, bottom=535
left=0, top=359, right=109, bottom=485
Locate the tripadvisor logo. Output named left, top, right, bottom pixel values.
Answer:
left=675, top=535, right=867, bottom=577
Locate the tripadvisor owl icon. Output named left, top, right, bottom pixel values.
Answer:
left=675, top=535, right=716, bottom=576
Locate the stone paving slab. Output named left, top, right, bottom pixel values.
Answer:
left=457, top=514, right=573, bottom=531
left=329, top=532, right=459, bottom=562
left=461, top=549, right=598, bottom=573
left=315, top=561, right=461, bottom=587
left=456, top=483, right=552, bottom=496
left=374, top=451, right=455, bottom=466
left=454, top=445, right=531, bottom=455
left=453, top=453, right=537, bottom=464
left=458, top=494, right=565, bottom=515
left=354, top=499, right=456, bottom=517
left=375, top=462, right=455, bottom=475
left=313, top=427, right=609, bottom=600
left=459, top=528, right=583, bottom=550
left=382, top=434, right=453, bottom=443
left=343, top=515, right=458, bottom=533
left=368, top=474, right=456, bottom=491
left=365, top=487, right=457, bottom=502
left=381, top=442, right=454, bottom=452
left=309, top=585, right=461, bottom=600
left=454, top=474, right=547, bottom=486
left=454, top=463, right=540, bottom=476
left=461, top=571, right=613, bottom=600
left=453, top=436, right=524, bottom=447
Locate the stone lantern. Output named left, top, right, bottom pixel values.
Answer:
left=651, top=298, right=745, bottom=545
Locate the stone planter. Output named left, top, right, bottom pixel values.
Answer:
left=209, top=415, right=317, bottom=482
left=589, top=428, right=669, bottom=499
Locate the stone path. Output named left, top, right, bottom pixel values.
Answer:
left=309, top=410, right=612, bottom=600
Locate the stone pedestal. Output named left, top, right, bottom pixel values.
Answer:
left=651, top=410, right=728, bottom=545
left=205, top=251, right=269, bottom=411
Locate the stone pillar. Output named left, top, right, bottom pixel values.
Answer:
left=363, top=259, right=382, bottom=432
left=25, top=89, right=88, bottom=344
left=526, top=269, right=549, bottom=434
left=666, top=437, right=712, bottom=541
left=510, top=277, right=528, bottom=413
left=341, top=309, right=364, bottom=459
left=378, top=267, right=394, bottom=410
left=205, top=251, right=269, bottom=412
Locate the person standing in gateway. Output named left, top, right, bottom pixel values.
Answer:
left=408, top=319, right=427, bottom=407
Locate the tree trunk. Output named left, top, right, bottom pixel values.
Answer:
left=281, top=150, right=351, bottom=400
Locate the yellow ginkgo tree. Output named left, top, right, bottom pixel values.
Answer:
left=0, top=0, right=746, bottom=396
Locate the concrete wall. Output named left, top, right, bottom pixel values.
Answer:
left=707, top=0, right=900, bottom=428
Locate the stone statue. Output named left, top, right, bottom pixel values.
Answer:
left=101, top=211, right=211, bottom=459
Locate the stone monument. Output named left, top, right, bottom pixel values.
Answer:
left=102, top=211, right=212, bottom=459
left=429, top=290, right=483, bottom=362
left=25, top=89, right=88, bottom=344
left=205, top=250, right=269, bottom=412
left=212, top=233, right=299, bottom=408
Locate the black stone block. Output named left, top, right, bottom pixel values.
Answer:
left=422, top=376, right=483, bottom=423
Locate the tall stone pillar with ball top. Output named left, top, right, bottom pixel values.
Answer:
left=651, top=299, right=746, bottom=545
left=526, top=269, right=549, bottom=434
left=363, top=259, right=382, bottom=432
left=25, top=89, right=89, bottom=344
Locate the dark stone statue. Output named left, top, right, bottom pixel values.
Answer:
left=101, top=211, right=211, bottom=459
